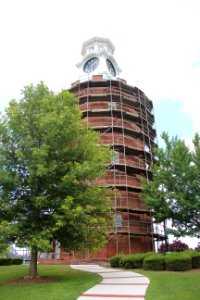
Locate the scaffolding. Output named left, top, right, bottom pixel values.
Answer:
left=68, top=75, right=165, bottom=261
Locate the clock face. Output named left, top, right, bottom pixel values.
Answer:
left=106, top=59, right=116, bottom=76
left=83, top=57, right=99, bottom=73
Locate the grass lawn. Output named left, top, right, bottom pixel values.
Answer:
left=0, top=265, right=101, bottom=300
left=138, top=269, right=200, bottom=300
left=1, top=265, right=199, bottom=300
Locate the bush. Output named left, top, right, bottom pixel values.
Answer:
left=143, top=252, right=157, bottom=258
left=12, top=258, right=23, bottom=265
left=110, top=252, right=161, bottom=269
left=125, top=253, right=146, bottom=269
left=118, top=255, right=129, bottom=268
left=165, top=253, right=192, bottom=271
left=185, top=251, right=200, bottom=269
left=110, top=254, right=126, bottom=268
left=0, top=258, right=12, bottom=266
left=159, top=240, right=189, bottom=252
left=143, top=254, right=165, bottom=271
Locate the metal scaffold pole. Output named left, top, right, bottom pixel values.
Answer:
left=118, top=80, right=131, bottom=254
left=137, top=86, right=155, bottom=252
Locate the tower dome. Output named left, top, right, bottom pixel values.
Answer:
left=76, top=36, right=121, bottom=81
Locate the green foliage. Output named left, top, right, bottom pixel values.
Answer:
left=0, top=221, right=11, bottom=255
left=110, top=251, right=198, bottom=272
left=0, top=242, right=9, bottom=256
left=110, top=252, right=159, bottom=269
left=185, top=251, right=200, bottom=268
left=109, top=254, right=125, bottom=268
left=159, top=240, right=189, bottom=252
left=165, top=252, right=192, bottom=271
left=124, top=253, right=147, bottom=269
left=143, top=252, right=157, bottom=258
left=12, top=258, right=23, bottom=265
left=0, top=82, right=113, bottom=276
left=143, top=254, right=165, bottom=271
left=0, top=258, right=23, bottom=265
left=0, top=258, right=12, bottom=265
left=142, top=132, right=200, bottom=238
left=118, top=255, right=129, bottom=268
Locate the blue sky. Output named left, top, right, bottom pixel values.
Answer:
left=154, top=99, right=195, bottom=141
left=0, top=0, right=199, bottom=247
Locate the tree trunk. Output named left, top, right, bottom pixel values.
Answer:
left=28, top=248, right=38, bottom=278
left=52, top=240, right=56, bottom=259
left=163, top=220, right=169, bottom=252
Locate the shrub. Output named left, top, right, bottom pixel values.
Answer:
left=110, top=252, right=159, bottom=269
left=110, top=254, right=126, bottom=268
left=185, top=251, right=200, bottom=269
left=159, top=240, right=189, bottom=252
left=165, top=253, right=192, bottom=271
left=143, top=252, right=156, bottom=258
left=143, top=254, right=165, bottom=271
left=12, top=258, right=23, bottom=265
left=195, top=244, right=200, bottom=251
left=125, top=253, right=146, bottom=269
left=118, top=255, right=129, bottom=268
left=0, top=258, right=12, bottom=266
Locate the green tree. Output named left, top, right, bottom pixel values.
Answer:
left=0, top=221, right=10, bottom=256
left=159, top=239, right=189, bottom=253
left=0, top=82, right=112, bottom=278
left=142, top=132, right=200, bottom=239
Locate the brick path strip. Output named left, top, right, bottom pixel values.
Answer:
left=71, top=264, right=149, bottom=300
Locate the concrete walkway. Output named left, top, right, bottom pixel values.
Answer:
left=71, top=264, right=149, bottom=300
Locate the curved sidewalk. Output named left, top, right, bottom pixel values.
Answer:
left=71, top=264, right=149, bottom=300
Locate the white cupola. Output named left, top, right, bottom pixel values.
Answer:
left=76, top=37, right=121, bottom=82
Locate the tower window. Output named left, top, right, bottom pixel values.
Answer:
left=108, top=102, right=116, bottom=109
left=112, top=151, right=119, bottom=164
left=114, top=214, right=122, bottom=227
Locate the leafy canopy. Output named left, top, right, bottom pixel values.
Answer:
left=142, top=132, right=200, bottom=238
left=0, top=82, right=113, bottom=253
left=0, top=221, right=10, bottom=255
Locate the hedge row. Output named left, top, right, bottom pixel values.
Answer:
left=110, top=251, right=200, bottom=271
left=185, top=251, right=200, bottom=268
left=164, top=253, right=191, bottom=271
left=0, top=258, right=23, bottom=266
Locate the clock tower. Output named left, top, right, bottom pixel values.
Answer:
left=60, top=37, right=165, bottom=262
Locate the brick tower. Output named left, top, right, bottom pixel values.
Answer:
left=66, top=37, right=164, bottom=261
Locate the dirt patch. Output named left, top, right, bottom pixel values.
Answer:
left=189, top=268, right=200, bottom=273
left=4, top=277, right=57, bottom=285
